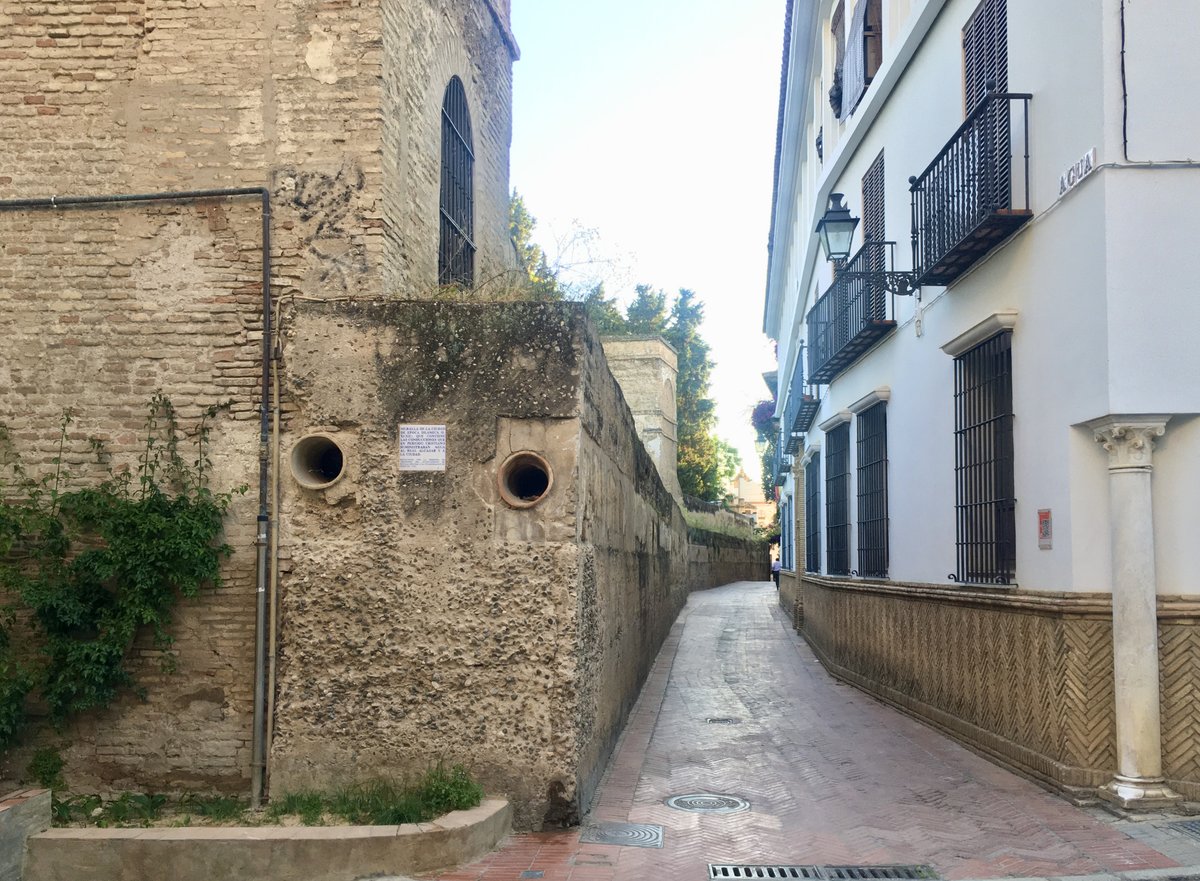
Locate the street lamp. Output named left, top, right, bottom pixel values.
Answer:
left=815, top=193, right=859, bottom=262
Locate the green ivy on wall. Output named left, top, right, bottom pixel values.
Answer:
left=0, top=395, right=242, bottom=750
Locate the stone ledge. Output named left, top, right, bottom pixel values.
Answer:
left=25, top=797, right=510, bottom=881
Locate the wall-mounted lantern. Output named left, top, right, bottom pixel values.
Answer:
left=815, top=193, right=859, bottom=262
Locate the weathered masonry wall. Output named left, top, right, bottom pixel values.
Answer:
left=0, top=202, right=263, bottom=795
left=687, top=529, right=768, bottom=593
left=798, top=576, right=1200, bottom=802
left=0, top=0, right=515, bottom=299
left=269, top=301, right=761, bottom=829
left=573, top=331, right=690, bottom=818
left=272, top=302, right=585, bottom=831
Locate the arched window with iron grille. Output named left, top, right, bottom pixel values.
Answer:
left=439, top=76, right=475, bottom=288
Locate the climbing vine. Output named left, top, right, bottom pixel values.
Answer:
left=0, top=395, right=242, bottom=749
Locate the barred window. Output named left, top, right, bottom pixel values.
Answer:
left=953, top=332, right=1015, bottom=584
left=825, top=424, right=851, bottom=576
left=856, top=402, right=888, bottom=578
left=439, top=76, right=475, bottom=288
left=805, top=454, right=821, bottom=573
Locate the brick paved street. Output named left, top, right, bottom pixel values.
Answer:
left=432, top=582, right=1194, bottom=881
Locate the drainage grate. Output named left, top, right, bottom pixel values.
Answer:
left=1167, top=820, right=1200, bottom=842
left=706, top=717, right=742, bottom=724
left=666, top=793, right=751, bottom=814
left=710, top=866, right=821, bottom=879
left=709, top=867, right=938, bottom=881
left=823, top=867, right=938, bottom=880
left=578, top=821, right=664, bottom=849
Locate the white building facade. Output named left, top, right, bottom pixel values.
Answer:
left=766, top=0, right=1200, bottom=808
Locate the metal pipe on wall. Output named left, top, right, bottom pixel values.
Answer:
left=0, top=186, right=275, bottom=809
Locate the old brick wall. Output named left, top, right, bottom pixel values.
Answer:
left=0, top=201, right=264, bottom=794
left=0, top=0, right=516, bottom=795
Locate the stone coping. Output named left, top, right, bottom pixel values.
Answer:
left=25, top=797, right=511, bottom=881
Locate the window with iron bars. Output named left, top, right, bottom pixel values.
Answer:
left=856, top=402, right=888, bottom=578
left=805, top=455, right=821, bottom=573
left=439, top=76, right=475, bottom=288
left=825, top=424, right=851, bottom=576
left=953, top=332, right=1015, bottom=584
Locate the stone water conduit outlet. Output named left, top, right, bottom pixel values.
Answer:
left=497, top=451, right=554, bottom=508
left=290, top=433, right=347, bottom=490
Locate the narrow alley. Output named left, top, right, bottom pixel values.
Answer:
left=435, top=582, right=1200, bottom=881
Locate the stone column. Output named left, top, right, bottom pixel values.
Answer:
left=1090, top=416, right=1181, bottom=809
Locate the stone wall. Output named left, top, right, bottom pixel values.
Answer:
left=686, top=528, right=768, bottom=593
left=0, top=0, right=515, bottom=796
left=269, top=301, right=762, bottom=829
left=599, top=336, right=681, bottom=501
left=797, top=575, right=1200, bottom=801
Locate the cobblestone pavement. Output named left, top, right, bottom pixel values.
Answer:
left=432, top=582, right=1196, bottom=881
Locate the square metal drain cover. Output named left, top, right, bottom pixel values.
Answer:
left=579, top=820, right=664, bottom=849
left=710, top=867, right=938, bottom=881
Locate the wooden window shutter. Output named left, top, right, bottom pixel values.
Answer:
left=963, top=0, right=1007, bottom=114
left=862, top=150, right=885, bottom=245
left=829, top=1, right=846, bottom=117
left=840, top=0, right=882, bottom=120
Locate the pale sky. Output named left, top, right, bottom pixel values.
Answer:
left=509, top=0, right=783, bottom=482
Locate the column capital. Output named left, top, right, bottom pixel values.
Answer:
left=1088, top=416, right=1171, bottom=472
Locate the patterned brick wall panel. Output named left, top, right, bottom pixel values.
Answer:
left=799, top=576, right=1119, bottom=794
left=1160, top=618, right=1200, bottom=797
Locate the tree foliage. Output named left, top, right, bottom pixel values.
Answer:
left=509, top=193, right=737, bottom=503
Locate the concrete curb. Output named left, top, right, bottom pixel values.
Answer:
left=23, top=797, right=510, bottom=881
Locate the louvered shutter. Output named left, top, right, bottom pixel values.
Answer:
left=962, top=0, right=1010, bottom=210
left=861, top=151, right=886, bottom=317
left=839, top=0, right=868, bottom=120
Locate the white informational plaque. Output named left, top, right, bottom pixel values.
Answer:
left=398, top=424, right=447, bottom=472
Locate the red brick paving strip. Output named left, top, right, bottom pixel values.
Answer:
left=431, top=583, right=1178, bottom=881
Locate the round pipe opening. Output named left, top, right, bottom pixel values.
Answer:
left=498, top=451, right=553, bottom=509
left=290, top=434, right=346, bottom=490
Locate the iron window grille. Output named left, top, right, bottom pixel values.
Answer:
left=805, top=455, right=822, bottom=573
left=438, top=76, right=475, bottom=288
left=825, top=424, right=851, bottom=576
left=856, top=402, right=888, bottom=578
left=952, top=332, right=1015, bottom=584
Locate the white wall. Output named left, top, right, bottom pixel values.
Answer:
left=769, top=0, right=1200, bottom=594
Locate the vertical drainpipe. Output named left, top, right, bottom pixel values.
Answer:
left=251, top=189, right=273, bottom=810
left=0, top=186, right=274, bottom=809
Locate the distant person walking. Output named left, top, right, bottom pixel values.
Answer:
left=771, top=558, right=781, bottom=588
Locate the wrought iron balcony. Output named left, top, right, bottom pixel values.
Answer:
left=807, top=240, right=899, bottom=384
left=909, top=91, right=1033, bottom=287
left=773, top=445, right=791, bottom=487
left=782, top=356, right=821, bottom=455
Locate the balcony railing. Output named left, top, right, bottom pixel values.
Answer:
left=910, top=91, right=1033, bottom=287
left=782, top=354, right=821, bottom=455
left=807, top=240, right=899, bottom=384
left=773, top=445, right=791, bottom=487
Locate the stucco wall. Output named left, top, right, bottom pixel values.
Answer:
left=270, top=301, right=762, bottom=829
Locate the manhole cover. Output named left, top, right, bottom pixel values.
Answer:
left=666, top=793, right=750, bottom=813
left=579, top=820, right=664, bottom=848
left=706, top=717, right=741, bottom=724
left=711, top=866, right=821, bottom=879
